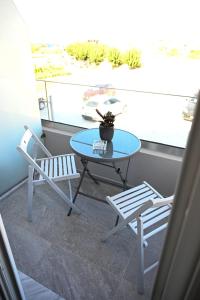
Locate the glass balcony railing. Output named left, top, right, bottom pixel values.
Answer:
left=36, top=79, right=195, bottom=148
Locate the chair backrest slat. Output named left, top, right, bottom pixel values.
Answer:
left=19, top=129, right=33, bottom=153
left=17, top=125, right=53, bottom=180
left=24, top=125, right=52, bottom=157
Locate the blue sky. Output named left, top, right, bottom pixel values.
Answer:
left=14, top=0, right=200, bottom=47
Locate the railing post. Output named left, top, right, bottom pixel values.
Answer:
left=44, top=81, right=53, bottom=121
left=48, top=95, right=54, bottom=121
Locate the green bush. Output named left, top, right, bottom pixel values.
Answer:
left=65, top=42, right=89, bottom=61
left=124, top=49, right=141, bottom=69
left=107, top=48, right=123, bottom=67
left=34, top=64, right=70, bottom=79
left=75, top=43, right=90, bottom=61
left=88, top=44, right=106, bottom=65
left=188, top=49, right=200, bottom=59
left=65, top=42, right=142, bottom=69
left=66, top=42, right=106, bottom=65
left=65, top=43, right=75, bottom=56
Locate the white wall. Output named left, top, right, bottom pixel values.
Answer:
left=0, top=0, right=42, bottom=195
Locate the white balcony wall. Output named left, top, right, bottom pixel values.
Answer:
left=0, top=0, right=41, bottom=195
left=43, top=128, right=182, bottom=195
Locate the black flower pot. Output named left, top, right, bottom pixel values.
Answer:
left=99, top=125, right=114, bottom=141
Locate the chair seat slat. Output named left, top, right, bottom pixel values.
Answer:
left=49, top=158, right=53, bottom=178
left=129, top=205, right=171, bottom=229
left=36, top=155, right=79, bottom=179
left=118, top=190, right=157, bottom=211
left=67, top=155, right=72, bottom=175
left=110, top=183, right=147, bottom=202
left=122, top=194, right=159, bottom=218
left=44, top=159, right=49, bottom=176
left=53, top=157, right=58, bottom=177
left=58, top=156, right=63, bottom=177
left=143, top=209, right=171, bottom=230
left=142, top=205, right=171, bottom=221
left=114, top=187, right=152, bottom=206
left=144, top=223, right=168, bottom=240
left=130, top=208, right=170, bottom=236
left=71, top=155, right=77, bottom=174
left=144, top=181, right=163, bottom=197
left=63, top=156, right=67, bottom=176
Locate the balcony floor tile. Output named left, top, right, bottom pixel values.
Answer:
left=0, top=177, right=165, bottom=299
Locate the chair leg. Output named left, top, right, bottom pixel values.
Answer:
left=115, top=215, right=119, bottom=226
left=68, top=161, right=88, bottom=216
left=28, top=166, right=33, bottom=222
left=68, top=180, right=72, bottom=202
left=137, top=217, right=145, bottom=294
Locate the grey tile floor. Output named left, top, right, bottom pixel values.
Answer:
left=19, top=271, right=65, bottom=300
left=0, top=177, right=165, bottom=300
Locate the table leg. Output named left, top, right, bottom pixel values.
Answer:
left=124, top=157, right=131, bottom=190
left=115, top=215, right=119, bottom=226
left=67, top=159, right=88, bottom=216
left=112, top=158, right=130, bottom=191
left=83, top=161, right=99, bottom=185
left=113, top=158, right=131, bottom=226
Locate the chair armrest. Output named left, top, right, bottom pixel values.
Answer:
left=152, top=195, right=174, bottom=207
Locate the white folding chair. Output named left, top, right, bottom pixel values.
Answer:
left=17, top=125, right=80, bottom=221
left=102, top=181, right=173, bottom=294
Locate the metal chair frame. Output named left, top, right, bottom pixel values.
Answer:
left=102, top=181, right=173, bottom=294
left=17, top=125, right=80, bottom=221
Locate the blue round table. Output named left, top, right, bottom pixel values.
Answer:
left=70, top=128, right=141, bottom=162
left=68, top=128, right=141, bottom=214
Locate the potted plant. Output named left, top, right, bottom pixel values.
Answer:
left=96, top=109, right=115, bottom=141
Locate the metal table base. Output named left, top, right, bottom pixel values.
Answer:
left=68, top=157, right=131, bottom=216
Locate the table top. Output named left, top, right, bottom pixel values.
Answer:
left=70, top=128, right=141, bottom=162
